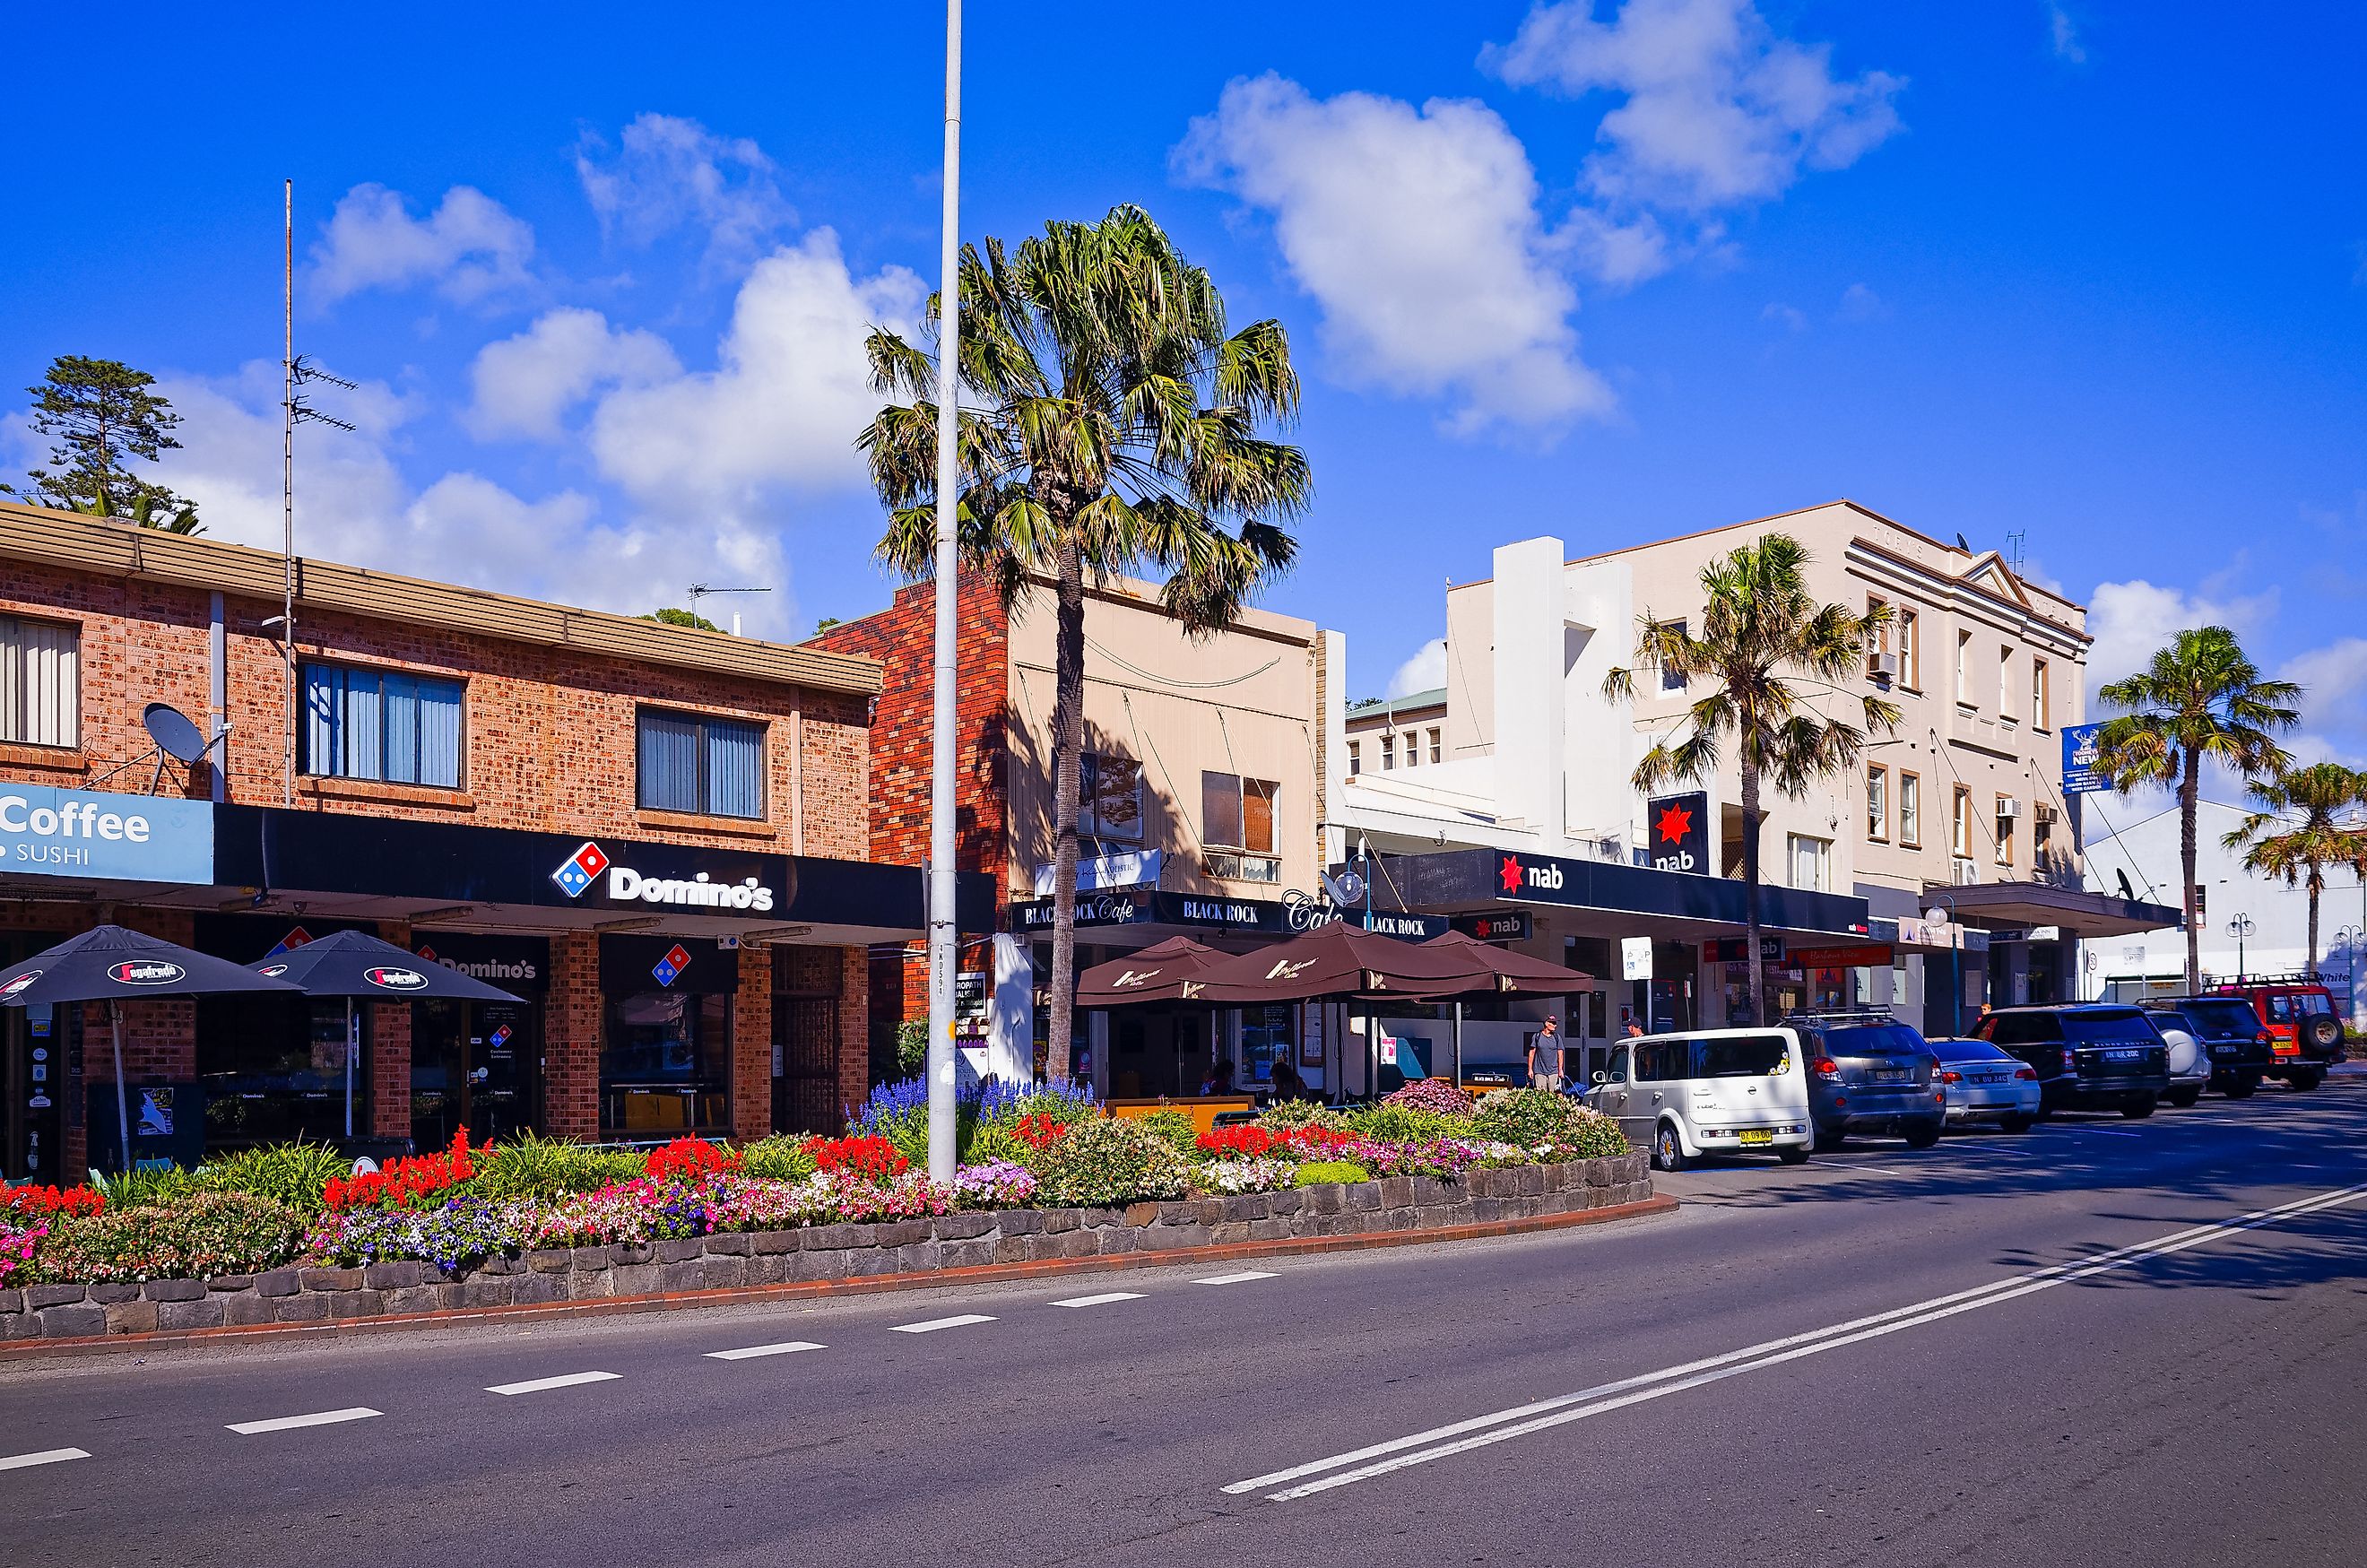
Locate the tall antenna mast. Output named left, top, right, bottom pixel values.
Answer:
left=277, top=179, right=353, bottom=808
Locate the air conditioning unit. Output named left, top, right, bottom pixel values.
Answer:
left=1997, top=798, right=2021, bottom=819
left=1952, top=857, right=1981, bottom=886
left=1868, top=652, right=1899, bottom=680
left=2035, top=803, right=2059, bottom=826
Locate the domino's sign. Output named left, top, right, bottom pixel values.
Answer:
left=1, top=787, right=213, bottom=884
left=551, top=840, right=777, bottom=913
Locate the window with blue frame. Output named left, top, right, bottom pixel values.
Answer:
left=301, top=663, right=464, bottom=787
left=636, top=708, right=766, bottom=819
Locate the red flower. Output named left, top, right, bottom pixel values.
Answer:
left=324, top=1127, right=481, bottom=1211
left=644, top=1137, right=741, bottom=1182
left=1197, top=1125, right=1279, bottom=1158
left=810, top=1136, right=909, bottom=1181
left=2, top=1183, right=103, bottom=1219
left=1011, top=1113, right=1070, bottom=1151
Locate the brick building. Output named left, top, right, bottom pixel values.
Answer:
left=0, top=500, right=988, bottom=1182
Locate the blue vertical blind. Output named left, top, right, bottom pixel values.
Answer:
left=303, top=664, right=464, bottom=786
left=636, top=709, right=765, bottom=819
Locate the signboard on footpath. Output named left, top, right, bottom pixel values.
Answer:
left=1, top=786, right=213, bottom=884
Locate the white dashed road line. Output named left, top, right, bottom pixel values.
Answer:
left=706, top=1340, right=826, bottom=1361
left=889, top=1313, right=997, bottom=1334
left=486, top=1372, right=621, bottom=1396
left=1193, top=1271, right=1279, bottom=1286
left=226, top=1408, right=381, bottom=1435
left=0, top=1448, right=89, bottom=1473
left=1052, top=1292, right=1145, bottom=1308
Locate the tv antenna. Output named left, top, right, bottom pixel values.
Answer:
left=280, top=179, right=356, bottom=807
left=2005, top=529, right=2027, bottom=569
left=688, top=584, right=770, bottom=635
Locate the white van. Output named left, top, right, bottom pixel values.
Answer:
left=1585, top=1028, right=1815, bottom=1172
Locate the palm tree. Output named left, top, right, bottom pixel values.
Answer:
left=2221, top=761, right=2367, bottom=978
left=860, top=204, right=1311, bottom=1079
left=2094, top=626, right=2301, bottom=992
left=1605, top=534, right=1899, bottom=1026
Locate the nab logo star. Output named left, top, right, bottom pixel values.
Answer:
left=551, top=841, right=611, bottom=898
left=1655, top=800, right=1695, bottom=845
left=1498, top=855, right=1522, bottom=894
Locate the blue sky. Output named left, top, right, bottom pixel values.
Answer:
left=5, top=3, right=2363, bottom=766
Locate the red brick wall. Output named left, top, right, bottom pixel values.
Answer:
left=733, top=949, right=772, bottom=1143
left=542, top=937, right=601, bottom=1140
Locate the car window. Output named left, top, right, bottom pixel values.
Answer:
left=1638, top=1040, right=1687, bottom=1081
left=1603, top=1046, right=1629, bottom=1084
left=1824, top=1023, right=1928, bottom=1057
left=2298, top=992, right=2334, bottom=1016
left=2059, top=1009, right=2158, bottom=1042
left=1933, top=1038, right=2010, bottom=1063
left=1986, top=1013, right=2058, bottom=1045
left=2167, top=1000, right=2259, bottom=1039
left=2268, top=996, right=2294, bottom=1022
left=1696, top=1035, right=1790, bottom=1077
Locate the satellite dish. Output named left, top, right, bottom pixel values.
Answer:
left=143, top=702, right=208, bottom=764
left=1955, top=532, right=1971, bottom=551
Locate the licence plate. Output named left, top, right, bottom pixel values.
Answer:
left=2104, top=1049, right=2142, bottom=1061
left=1871, top=1069, right=1909, bottom=1083
left=1974, top=1073, right=2005, bottom=1084
left=1738, top=1129, right=1773, bottom=1146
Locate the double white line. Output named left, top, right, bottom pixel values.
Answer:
left=1228, top=1180, right=2367, bottom=1503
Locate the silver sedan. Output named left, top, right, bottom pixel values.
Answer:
left=1929, top=1037, right=2042, bottom=1132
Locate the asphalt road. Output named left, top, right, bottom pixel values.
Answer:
left=6, top=1079, right=2366, bottom=1568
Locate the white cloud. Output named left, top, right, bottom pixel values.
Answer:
left=2048, top=4, right=2087, bottom=64
left=1484, top=0, right=1905, bottom=211
left=1835, top=281, right=1888, bottom=322
left=1388, top=637, right=1449, bottom=697
left=2085, top=578, right=2279, bottom=703
left=1175, top=74, right=1611, bottom=434
left=2279, top=638, right=2367, bottom=767
left=466, top=308, right=681, bottom=441
left=585, top=228, right=924, bottom=506
left=309, top=184, right=535, bottom=305
left=1760, top=301, right=1807, bottom=332
left=577, top=113, right=793, bottom=272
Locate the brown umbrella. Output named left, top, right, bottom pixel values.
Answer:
left=1074, top=936, right=1229, bottom=1007
left=1422, top=930, right=1595, bottom=995
left=1185, top=920, right=1497, bottom=1005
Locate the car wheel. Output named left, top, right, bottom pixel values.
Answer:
left=2223, top=1076, right=2259, bottom=1099
left=2121, top=1094, right=2157, bottom=1120
left=1775, top=1144, right=1810, bottom=1165
left=2290, top=1069, right=2325, bottom=1092
left=2306, top=1015, right=2342, bottom=1052
left=1652, top=1122, right=1689, bottom=1173
left=1816, top=1126, right=1844, bottom=1150
left=2168, top=1086, right=2202, bottom=1108
left=1903, top=1121, right=1942, bottom=1149
left=1999, top=1113, right=2034, bottom=1133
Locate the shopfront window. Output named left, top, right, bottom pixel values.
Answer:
left=1240, top=1005, right=1294, bottom=1086
left=602, top=991, right=733, bottom=1133
left=303, top=663, right=464, bottom=787
left=637, top=708, right=765, bottom=819
left=196, top=994, right=362, bottom=1149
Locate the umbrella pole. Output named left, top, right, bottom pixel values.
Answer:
left=1452, top=1001, right=1463, bottom=1090
left=344, top=998, right=356, bottom=1141
left=109, top=1001, right=132, bottom=1176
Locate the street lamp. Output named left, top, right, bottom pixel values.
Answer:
left=1924, top=890, right=1963, bottom=1036
left=2226, top=914, right=2256, bottom=983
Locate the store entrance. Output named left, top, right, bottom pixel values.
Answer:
left=412, top=1000, right=540, bottom=1150
left=2, top=934, right=68, bottom=1183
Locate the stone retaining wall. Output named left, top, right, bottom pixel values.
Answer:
left=0, top=1153, right=1652, bottom=1341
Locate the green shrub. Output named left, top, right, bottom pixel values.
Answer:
left=1292, top=1160, right=1371, bottom=1187
left=470, top=1133, right=644, bottom=1200
left=90, top=1162, right=205, bottom=1208
left=1255, top=1098, right=1346, bottom=1132
left=1340, top=1103, right=1469, bottom=1144
left=1131, top=1109, right=1201, bottom=1156
left=37, top=1191, right=304, bottom=1283
left=964, top=1123, right=1032, bottom=1170
left=895, top=1018, right=929, bottom=1079
left=1470, top=1089, right=1629, bottom=1157
left=1549, top=1107, right=1630, bottom=1159
left=195, top=1141, right=353, bottom=1213
left=1036, top=1118, right=1192, bottom=1207
left=740, top=1135, right=819, bottom=1182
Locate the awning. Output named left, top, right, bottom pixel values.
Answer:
left=1924, top=880, right=2183, bottom=940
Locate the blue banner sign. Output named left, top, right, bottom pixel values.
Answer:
left=0, top=786, right=215, bottom=884
left=2060, top=723, right=2109, bottom=795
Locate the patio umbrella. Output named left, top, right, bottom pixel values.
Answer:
left=0, top=925, right=303, bottom=1173
left=1422, top=930, right=1597, bottom=1087
left=253, top=930, right=525, bottom=1139
left=1074, top=937, right=1228, bottom=1007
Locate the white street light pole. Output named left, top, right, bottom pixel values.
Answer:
left=924, top=0, right=964, bottom=1184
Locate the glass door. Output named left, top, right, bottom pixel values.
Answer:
left=4, top=939, right=67, bottom=1183
left=413, top=1000, right=540, bottom=1149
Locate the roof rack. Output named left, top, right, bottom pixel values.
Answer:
left=1779, top=1006, right=1900, bottom=1021
left=2201, top=971, right=2336, bottom=992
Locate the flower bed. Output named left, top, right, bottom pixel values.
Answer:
left=0, top=1082, right=1641, bottom=1340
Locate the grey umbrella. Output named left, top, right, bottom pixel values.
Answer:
left=0, top=925, right=303, bottom=1174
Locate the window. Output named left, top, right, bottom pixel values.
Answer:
left=1659, top=621, right=1687, bottom=691
left=602, top=990, right=732, bottom=1133
left=1696, top=1035, right=1788, bottom=1078
left=2034, top=802, right=2055, bottom=858
left=636, top=708, right=765, bottom=818
left=1955, top=629, right=1974, bottom=705
left=1999, top=645, right=2016, bottom=720
left=0, top=615, right=78, bottom=747
left=1867, top=595, right=1892, bottom=678
left=1898, top=608, right=1920, bottom=690
left=1078, top=752, right=1142, bottom=846
left=1996, top=794, right=2016, bottom=868
left=303, top=663, right=464, bottom=787
left=1786, top=834, right=1833, bottom=892
left=2032, top=659, right=2051, bottom=730
left=1348, top=741, right=1361, bottom=776
left=1202, top=771, right=1279, bottom=882
left=1429, top=728, right=1443, bottom=765
left=1401, top=729, right=1417, bottom=768
left=1952, top=785, right=1973, bottom=857
left=1899, top=772, right=1920, bottom=847
left=1381, top=735, right=1394, bottom=771
left=1867, top=764, right=1889, bottom=841
left=1633, top=1039, right=1686, bottom=1081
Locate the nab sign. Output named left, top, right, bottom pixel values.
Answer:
left=1645, top=791, right=1709, bottom=874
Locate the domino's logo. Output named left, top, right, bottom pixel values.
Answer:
left=551, top=841, right=611, bottom=898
